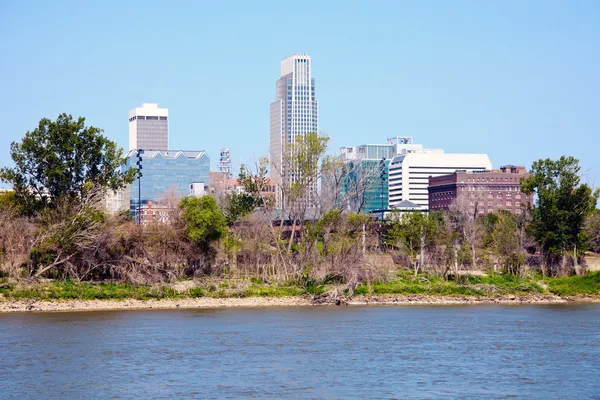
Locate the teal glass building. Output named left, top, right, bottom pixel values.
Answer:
left=337, top=143, right=396, bottom=214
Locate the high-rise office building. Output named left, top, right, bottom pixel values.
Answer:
left=270, top=53, right=319, bottom=206
left=128, top=103, right=169, bottom=150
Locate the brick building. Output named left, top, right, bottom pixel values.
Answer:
left=209, top=171, right=277, bottom=204
left=139, top=200, right=177, bottom=225
left=428, top=165, right=533, bottom=215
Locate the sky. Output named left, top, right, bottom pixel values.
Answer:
left=1, top=0, right=599, bottom=186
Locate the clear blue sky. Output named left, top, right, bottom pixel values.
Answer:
left=1, top=0, right=599, bottom=185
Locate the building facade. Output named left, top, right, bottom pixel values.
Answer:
left=124, top=150, right=210, bottom=218
left=128, top=103, right=169, bottom=150
left=336, top=143, right=396, bottom=214
left=139, top=200, right=176, bottom=225
left=270, top=53, right=319, bottom=207
left=428, top=165, right=532, bottom=215
left=333, top=137, right=435, bottom=214
left=388, top=147, right=492, bottom=211
left=103, top=190, right=128, bottom=215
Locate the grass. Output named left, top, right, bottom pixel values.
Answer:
left=460, top=274, right=544, bottom=294
left=354, top=271, right=599, bottom=297
left=544, top=273, right=600, bottom=296
left=0, top=281, right=184, bottom=301
left=0, top=279, right=315, bottom=301
left=0, top=272, right=598, bottom=301
left=354, top=272, right=485, bottom=297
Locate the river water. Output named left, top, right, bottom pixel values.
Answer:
left=1, top=305, right=599, bottom=399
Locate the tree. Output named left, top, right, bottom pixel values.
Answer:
left=492, top=212, right=527, bottom=275
left=450, top=193, right=485, bottom=269
left=0, top=114, right=136, bottom=214
left=222, top=191, right=259, bottom=226
left=180, top=196, right=227, bottom=252
left=386, top=212, right=439, bottom=275
left=321, top=157, right=382, bottom=214
left=223, top=157, right=272, bottom=226
left=521, top=156, right=598, bottom=275
left=274, top=132, right=329, bottom=252
left=28, top=186, right=108, bottom=280
left=238, top=157, right=271, bottom=207
left=584, top=210, right=600, bottom=254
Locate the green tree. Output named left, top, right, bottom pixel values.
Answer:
left=492, top=212, right=526, bottom=275
left=223, top=157, right=272, bottom=226
left=386, top=212, right=439, bottom=275
left=521, top=156, right=598, bottom=275
left=279, top=132, right=329, bottom=251
left=238, top=157, right=270, bottom=206
left=0, top=191, right=19, bottom=211
left=222, top=191, right=258, bottom=226
left=180, top=196, right=227, bottom=252
left=0, top=114, right=136, bottom=214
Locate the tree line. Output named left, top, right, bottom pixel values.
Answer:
left=0, top=115, right=598, bottom=286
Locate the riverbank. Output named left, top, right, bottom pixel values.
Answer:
left=2, top=293, right=600, bottom=313
left=2, top=272, right=599, bottom=312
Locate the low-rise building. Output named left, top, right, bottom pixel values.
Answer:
left=209, top=171, right=276, bottom=204
left=428, top=165, right=532, bottom=215
left=388, top=146, right=492, bottom=211
left=139, top=200, right=177, bottom=225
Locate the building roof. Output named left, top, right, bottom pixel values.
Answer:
left=391, top=200, right=422, bottom=210
left=126, top=150, right=208, bottom=160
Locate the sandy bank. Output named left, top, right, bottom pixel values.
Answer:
left=1, top=294, right=599, bottom=313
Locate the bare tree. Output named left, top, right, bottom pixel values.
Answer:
left=450, top=188, right=486, bottom=270
left=0, top=204, right=35, bottom=278
left=30, top=186, right=107, bottom=280
left=270, top=133, right=329, bottom=275
left=320, top=157, right=383, bottom=214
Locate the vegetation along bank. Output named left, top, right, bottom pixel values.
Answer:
left=0, top=115, right=599, bottom=312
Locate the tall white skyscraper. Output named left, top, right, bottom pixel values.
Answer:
left=128, top=103, right=169, bottom=150
left=270, top=54, right=319, bottom=206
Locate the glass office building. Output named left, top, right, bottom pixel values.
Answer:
left=337, top=144, right=395, bottom=214
left=124, top=150, right=210, bottom=218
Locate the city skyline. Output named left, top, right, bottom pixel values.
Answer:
left=0, top=1, right=599, bottom=186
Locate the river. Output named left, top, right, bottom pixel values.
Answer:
left=1, top=305, right=599, bottom=399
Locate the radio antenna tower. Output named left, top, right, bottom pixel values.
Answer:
left=219, top=148, right=232, bottom=178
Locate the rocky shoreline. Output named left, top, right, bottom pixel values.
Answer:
left=1, top=294, right=599, bottom=313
